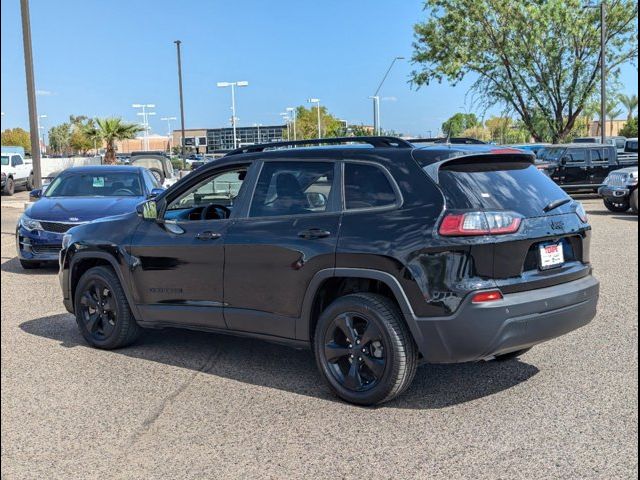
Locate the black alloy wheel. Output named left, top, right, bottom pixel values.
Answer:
left=323, top=312, right=387, bottom=392
left=78, top=278, right=117, bottom=341
left=74, top=266, right=142, bottom=349
left=314, top=293, right=418, bottom=406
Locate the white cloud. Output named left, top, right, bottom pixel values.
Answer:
left=36, top=89, right=54, bottom=96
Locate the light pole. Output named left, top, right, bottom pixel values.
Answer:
left=307, top=98, right=322, bottom=138
left=584, top=2, right=607, bottom=144
left=161, top=116, right=177, bottom=153
left=217, top=81, right=249, bottom=149
left=280, top=113, right=291, bottom=140
left=253, top=123, right=262, bottom=144
left=20, top=0, right=42, bottom=188
left=38, top=114, right=47, bottom=154
left=372, top=56, right=404, bottom=135
left=174, top=40, right=187, bottom=169
left=132, top=104, right=156, bottom=150
left=286, top=107, right=297, bottom=140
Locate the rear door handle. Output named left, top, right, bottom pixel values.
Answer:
left=196, top=231, right=222, bottom=241
left=298, top=228, right=331, bottom=240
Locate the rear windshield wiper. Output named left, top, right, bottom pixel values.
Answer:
left=543, top=198, right=571, bottom=213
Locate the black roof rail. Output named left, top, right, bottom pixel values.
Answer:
left=408, top=137, right=487, bottom=145
left=224, top=136, right=414, bottom=156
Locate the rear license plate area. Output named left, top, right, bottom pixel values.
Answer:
left=539, top=242, right=565, bottom=270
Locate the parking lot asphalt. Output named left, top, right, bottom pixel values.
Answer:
left=1, top=191, right=638, bottom=480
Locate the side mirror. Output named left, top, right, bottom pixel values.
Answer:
left=147, top=187, right=165, bottom=199
left=560, top=157, right=569, bottom=166
left=29, top=189, right=42, bottom=200
left=137, top=200, right=158, bottom=221
left=306, top=192, right=328, bottom=209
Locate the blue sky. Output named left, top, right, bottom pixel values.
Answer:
left=1, top=0, right=638, bottom=137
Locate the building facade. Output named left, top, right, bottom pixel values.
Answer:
left=171, top=125, right=286, bottom=154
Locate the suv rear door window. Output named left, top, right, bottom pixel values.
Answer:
left=344, top=163, right=397, bottom=210
left=250, top=161, right=335, bottom=217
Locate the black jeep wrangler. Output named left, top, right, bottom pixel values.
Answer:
left=59, top=137, right=600, bottom=406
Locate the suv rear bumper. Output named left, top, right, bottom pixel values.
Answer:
left=411, top=275, right=599, bottom=363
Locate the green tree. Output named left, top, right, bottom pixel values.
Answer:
left=605, top=98, right=624, bottom=136
left=48, top=123, right=72, bottom=154
left=84, top=118, right=141, bottom=164
left=411, top=0, right=638, bottom=143
left=69, top=116, right=96, bottom=154
left=619, top=93, right=639, bottom=121
left=291, top=106, right=344, bottom=140
left=442, top=113, right=480, bottom=137
left=619, top=116, right=638, bottom=138
left=1, top=128, right=32, bottom=153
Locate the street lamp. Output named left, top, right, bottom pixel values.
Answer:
left=38, top=114, right=47, bottom=154
left=253, top=123, right=263, bottom=144
left=584, top=1, right=607, bottom=144
left=372, top=56, right=404, bottom=135
left=280, top=112, right=291, bottom=140
left=307, top=98, right=322, bottom=138
left=132, top=104, right=156, bottom=150
left=217, top=81, right=249, bottom=149
left=161, top=116, right=177, bottom=153
left=286, top=107, right=297, bottom=140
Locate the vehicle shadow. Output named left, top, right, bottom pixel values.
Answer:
left=20, top=314, right=540, bottom=410
left=587, top=210, right=638, bottom=220
left=0, top=256, right=58, bottom=275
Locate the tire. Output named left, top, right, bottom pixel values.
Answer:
left=3, top=177, right=15, bottom=196
left=631, top=189, right=638, bottom=214
left=603, top=198, right=630, bottom=213
left=148, top=168, right=165, bottom=185
left=494, top=347, right=531, bottom=362
left=74, top=266, right=142, bottom=349
left=26, top=173, right=34, bottom=191
left=20, top=259, right=41, bottom=269
left=313, top=293, right=418, bottom=406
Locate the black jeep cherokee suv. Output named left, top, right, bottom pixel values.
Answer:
left=59, top=137, right=600, bottom=406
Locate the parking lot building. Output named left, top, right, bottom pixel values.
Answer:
left=171, top=125, right=287, bottom=154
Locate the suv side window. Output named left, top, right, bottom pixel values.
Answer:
left=567, top=149, right=587, bottom=163
left=249, top=161, right=335, bottom=218
left=166, top=167, right=247, bottom=221
left=344, top=162, right=397, bottom=210
left=591, top=148, right=606, bottom=164
left=12, top=155, right=23, bottom=167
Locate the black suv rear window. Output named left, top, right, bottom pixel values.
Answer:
left=438, top=161, right=571, bottom=217
left=344, top=163, right=397, bottom=210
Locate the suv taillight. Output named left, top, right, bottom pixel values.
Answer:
left=439, top=211, right=522, bottom=237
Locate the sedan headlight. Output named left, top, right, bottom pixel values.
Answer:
left=20, top=215, right=43, bottom=231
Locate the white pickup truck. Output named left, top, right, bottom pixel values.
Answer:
left=1, top=147, right=34, bottom=196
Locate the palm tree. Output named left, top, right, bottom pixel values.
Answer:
left=85, top=118, right=141, bottom=164
left=605, top=99, right=624, bottom=136
left=619, top=93, right=639, bottom=122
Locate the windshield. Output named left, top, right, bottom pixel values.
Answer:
left=1, top=155, right=9, bottom=166
left=626, top=140, right=639, bottom=153
left=44, top=172, right=143, bottom=197
left=614, top=138, right=626, bottom=149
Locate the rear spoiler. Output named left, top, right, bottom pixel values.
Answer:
left=421, top=151, right=535, bottom=183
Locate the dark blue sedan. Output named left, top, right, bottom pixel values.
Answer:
left=17, top=165, right=164, bottom=268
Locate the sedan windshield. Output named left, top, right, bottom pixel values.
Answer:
left=45, top=172, right=143, bottom=197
